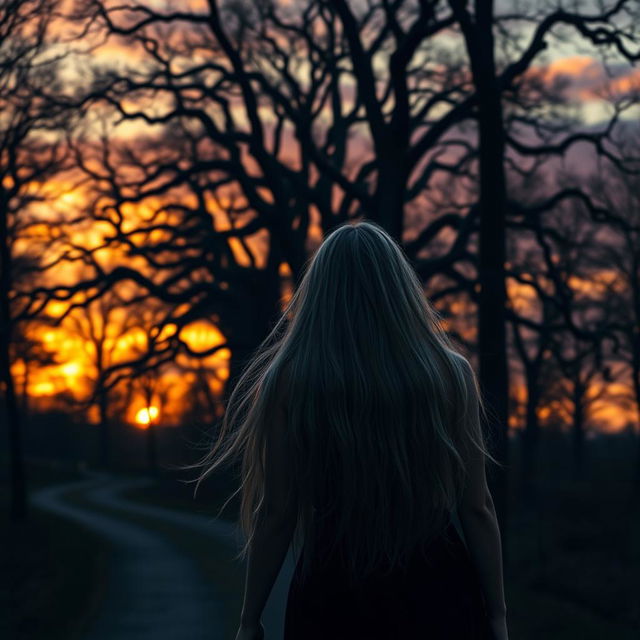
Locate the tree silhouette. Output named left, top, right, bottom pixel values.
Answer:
left=0, top=0, right=75, bottom=521
left=507, top=176, right=638, bottom=501
left=57, top=288, right=142, bottom=467
left=19, top=1, right=640, bottom=545
left=589, top=154, right=640, bottom=490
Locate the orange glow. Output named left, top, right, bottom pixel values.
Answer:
left=31, top=381, right=56, bottom=396
left=135, top=406, right=159, bottom=428
left=538, top=406, right=552, bottom=420
left=60, top=362, right=81, bottom=378
left=525, top=56, right=640, bottom=105
left=522, top=56, right=601, bottom=95
left=607, top=69, right=640, bottom=95
left=543, top=56, right=597, bottom=79
left=12, top=238, right=635, bottom=433
left=8, top=92, right=633, bottom=436
left=179, top=320, right=225, bottom=354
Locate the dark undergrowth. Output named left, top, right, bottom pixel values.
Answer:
left=0, top=461, right=110, bottom=640
left=504, top=431, right=640, bottom=639
left=125, top=430, right=640, bottom=639
left=1, top=429, right=638, bottom=639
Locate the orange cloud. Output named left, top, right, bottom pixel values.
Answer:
left=542, top=55, right=600, bottom=80
left=526, top=56, right=640, bottom=103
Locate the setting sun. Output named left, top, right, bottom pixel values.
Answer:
left=135, top=406, right=159, bottom=428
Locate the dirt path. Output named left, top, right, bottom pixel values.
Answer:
left=30, top=472, right=296, bottom=639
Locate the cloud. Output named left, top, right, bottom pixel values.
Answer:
left=525, top=55, right=640, bottom=102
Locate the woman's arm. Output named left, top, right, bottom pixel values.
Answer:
left=457, top=359, right=507, bottom=628
left=458, top=486, right=507, bottom=621
left=238, top=509, right=296, bottom=628
left=238, top=393, right=297, bottom=631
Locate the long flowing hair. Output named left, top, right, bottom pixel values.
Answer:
left=188, top=219, right=499, bottom=585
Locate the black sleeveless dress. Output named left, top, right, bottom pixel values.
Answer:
left=284, top=516, right=492, bottom=639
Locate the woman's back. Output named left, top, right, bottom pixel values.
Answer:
left=192, top=220, right=507, bottom=640
left=284, top=504, right=492, bottom=639
left=283, top=344, right=493, bottom=638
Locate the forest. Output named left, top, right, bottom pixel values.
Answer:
left=1, top=1, right=639, bottom=638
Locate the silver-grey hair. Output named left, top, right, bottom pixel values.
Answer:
left=190, top=219, right=498, bottom=585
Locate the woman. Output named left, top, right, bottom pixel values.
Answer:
left=193, top=220, right=508, bottom=639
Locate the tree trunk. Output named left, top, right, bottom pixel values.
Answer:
left=98, top=389, right=110, bottom=469
left=21, top=360, right=29, bottom=417
left=521, top=378, right=540, bottom=507
left=632, top=360, right=640, bottom=495
left=636, top=394, right=640, bottom=496
left=0, top=194, right=27, bottom=521
left=468, top=5, right=510, bottom=563
left=572, top=382, right=585, bottom=479
left=222, top=264, right=283, bottom=407
left=146, top=422, right=158, bottom=475
left=373, top=153, right=406, bottom=243
left=0, top=331, right=27, bottom=520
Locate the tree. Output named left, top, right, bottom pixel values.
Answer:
left=0, top=0, right=74, bottom=521
left=21, top=1, right=640, bottom=545
left=507, top=179, right=633, bottom=496
left=57, top=288, right=141, bottom=467
left=590, top=157, right=640, bottom=490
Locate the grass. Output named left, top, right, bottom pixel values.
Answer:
left=0, top=461, right=109, bottom=640
left=503, top=433, right=640, bottom=638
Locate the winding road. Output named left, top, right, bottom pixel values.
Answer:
left=30, top=471, right=296, bottom=640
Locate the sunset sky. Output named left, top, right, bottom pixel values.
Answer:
left=11, top=1, right=639, bottom=433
